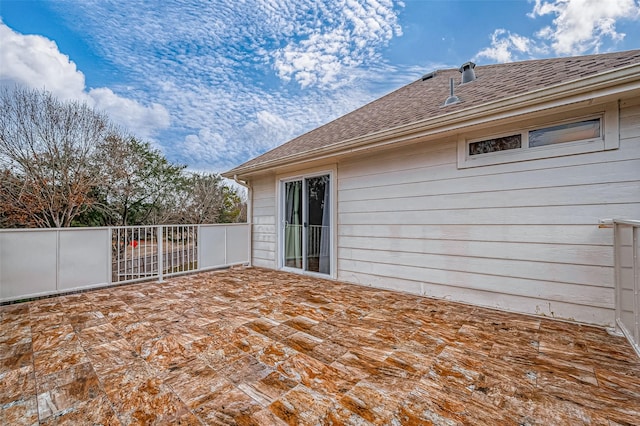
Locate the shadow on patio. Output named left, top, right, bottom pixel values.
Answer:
left=1, top=267, right=639, bottom=425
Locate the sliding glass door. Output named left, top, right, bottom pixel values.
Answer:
left=282, top=174, right=331, bottom=275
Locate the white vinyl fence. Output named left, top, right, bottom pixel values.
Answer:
left=0, top=223, right=249, bottom=303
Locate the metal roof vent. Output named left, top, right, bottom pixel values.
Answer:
left=421, top=70, right=437, bottom=81
left=443, top=78, right=460, bottom=106
left=459, top=61, right=476, bottom=84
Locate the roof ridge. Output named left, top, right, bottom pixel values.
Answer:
left=225, top=49, right=640, bottom=177
left=430, top=49, right=640, bottom=74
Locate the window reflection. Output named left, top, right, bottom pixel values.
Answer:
left=529, top=119, right=600, bottom=147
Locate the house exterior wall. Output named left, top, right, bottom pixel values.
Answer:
left=248, top=97, right=640, bottom=326
left=336, top=98, right=640, bottom=326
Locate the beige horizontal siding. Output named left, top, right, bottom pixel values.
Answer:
left=334, top=101, right=640, bottom=326
left=251, top=174, right=277, bottom=269
left=338, top=137, right=640, bottom=185
left=338, top=238, right=613, bottom=268
left=338, top=204, right=640, bottom=226
left=339, top=154, right=640, bottom=196
left=338, top=270, right=615, bottom=325
left=340, top=182, right=639, bottom=213
left=338, top=247, right=611, bottom=288
left=339, top=224, right=612, bottom=245
left=338, top=258, right=612, bottom=308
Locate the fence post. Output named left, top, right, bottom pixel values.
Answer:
left=614, top=222, right=621, bottom=333
left=197, top=225, right=202, bottom=272
left=108, top=227, right=113, bottom=285
left=157, top=225, right=164, bottom=282
left=634, top=226, right=639, bottom=346
left=55, top=229, right=60, bottom=291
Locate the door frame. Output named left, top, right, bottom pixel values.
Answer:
left=277, top=166, right=336, bottom=279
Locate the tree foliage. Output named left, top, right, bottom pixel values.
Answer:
left=91, top=135, right=186, bottom=226
left=0, top=86, right=246, bottom=228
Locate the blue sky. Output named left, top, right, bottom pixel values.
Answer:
left=1, top=0, right=639, bottom=173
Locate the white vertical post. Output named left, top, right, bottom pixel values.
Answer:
left=108, top=227, right=113, bottom=284
left=117, top=228, right=121, bottom=282
left=157, top=225, right=164, bottom=282
left=129, top=227, right=132, bottom=280
left=633, top=226, right=639, bottom=345
left=139, top=226, right=142, bottom=279
left=181, top=225, right=185, bottom=272
left=614, top=222, right=621, bottom=329
left=197, top=225, right=201, bottom=272
left=55, top=229, right=60, bottom=291
left=171, top=226, right=174, bottom=273
left=247, top=186, right=252, bottom=267
left=144, top=227, right=147, bottom=277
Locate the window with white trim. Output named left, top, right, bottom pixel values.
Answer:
left=457, top=102, right=618, bottom=168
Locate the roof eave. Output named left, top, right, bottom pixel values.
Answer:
left=223, top=62, right=640, bottom=180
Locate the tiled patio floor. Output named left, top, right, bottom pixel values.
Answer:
left=1, top=267, right=639, bottom=425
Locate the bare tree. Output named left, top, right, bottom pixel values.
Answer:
left=153, top=173, right=246, bottom=224
left=0, top=86, right=111, bottom=227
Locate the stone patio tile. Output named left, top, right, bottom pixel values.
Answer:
left=77, top=322, right=123, bottom=347
left=280, top=353, right=358, bottom=396
left=163, top=358, right=235, bottom=410
left=31, top=324, right=77, bottom=353
left=269, top=385, right=335, bottom=426
left=32, top=341, right=88, bottom=377
left=193, top=386, right=262, bottom=425
left=1, top=267, right=639, bottom=425
left=0, top=365, right=35, bottom=405
left=106, top=376, right=190, bottom=425
left=238, top=371, right=298, bottom=407
left=0, top=395, right=39, bottom=426
left=35, top=362, right=102, bottom=421
left=38, top=394, right=121, bottom=426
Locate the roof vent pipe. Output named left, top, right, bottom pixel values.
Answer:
left=443, top=78, right=460, bottom=106
left=459, top=61, right=476, bottom=84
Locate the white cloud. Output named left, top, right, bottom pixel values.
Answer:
left=39, top=1, right=408, bottom=172
left=271, top=0, right=402, bottom=88
left=530, top=0, right=640, bottom=55
left=0, top=21, right=85, bottom=100
left=0, top=21, right=170, bottom=139
left=274, top=30, right=353, bottom=88
left=87, top=88, right=170, bottom=139
left=183, top=129, right=227, bottom=164
left=255, top=110, right=289, bottom=132
left=476, top=0, right=640, bottom=63
left=475, top=29, right=545, bottom=63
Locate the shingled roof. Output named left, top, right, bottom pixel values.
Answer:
left=225, top=49, right=640, bottom=177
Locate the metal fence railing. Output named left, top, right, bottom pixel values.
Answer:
left=614, top=219, right=640, bottom=357
left=162, top=225, right=198, bottom=276
left=112, top=226, right=160, bottom=282
left=111, top=225, right=199, bottom=283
